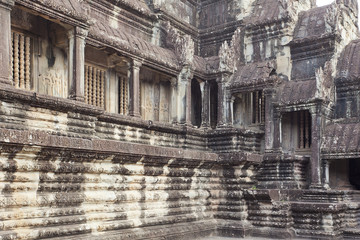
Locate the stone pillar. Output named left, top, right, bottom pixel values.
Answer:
left=216, top=79, right=226, bottom=128
left=273, top=110, right=282, bottom=151
left=310, top=106, right=322, bottom=189
left=177, top=67, right=193, bottom=125
left=323, top=159, right=330, bottom=189
left=216, top=73, right=231, bottom=128
left=170, top=77, right=178, bottom=124
left=201, top=80, right=210, bottom=128
left=0, top=0, right=15, bottom=85
left=225, top=92, right=233, bottom=126
left=128, top=59, right=142, bottom=117
left=264, top=89, right=275, bottom=151
left=68, top=27, right=88, bottom=101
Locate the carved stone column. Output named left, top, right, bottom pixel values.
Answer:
left=264, top=89, right=275, bottom=151
left=201, top=80, right=210, bottom=128
left=68, top=27, right=88, bottom=101
left=128, top=59, right=142, bottom=117
left=216, top=74, right=230, bottom=128
left=310, top=105, right=323, bottom=189
left=0, top=0, right=15, bottom=85
left=225, top=92, right=233, bottom=126
left=323, top=159, right=331, bottom=189
left=170, top=77, right=178, bottom=124
left=177, top=67, right=193, bottom=125
left=273, top=110, right=282, bottom=151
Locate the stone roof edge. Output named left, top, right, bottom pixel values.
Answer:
left=16, top=0, right=90, bottom=28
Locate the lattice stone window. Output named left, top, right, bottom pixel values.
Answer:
left=118, top=75, right=128, bottom=115
left=298, top=110, right=311, bottom=149
left=252, top=90, right=265, bottom=124
left=11, top=31, right=32, bottom=90
left=85, top=64, right=106, bottom=108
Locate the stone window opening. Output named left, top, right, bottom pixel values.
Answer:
left=326, top=159, right=360, bottom=190
left=11, top=29, right=32, bottom=90
left=233, top=90, right=265, bottom=128
left=11, top=7, right=70, bottom=98
left=252, top=90, right=265, bottom=124
left=118, top=74, right=129, bottom=115
left=84, top=63, right=106, bottom=108
left=281, top=110, right=312, bottom=153
left=85, top=46, right=130, bottom=114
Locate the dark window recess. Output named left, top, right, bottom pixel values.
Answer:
left=252, top=90, right=265, bottom=124
left=298, top=110, right=311, bottom=149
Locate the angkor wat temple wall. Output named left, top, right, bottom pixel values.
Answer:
left=0, top=0, right=360, bottom=239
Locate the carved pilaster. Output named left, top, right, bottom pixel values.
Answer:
left=128, top=59, right=142, bottom=117
left=68, top=27, right=88, bottom=101
left=0, top=0, right=15, bottom=85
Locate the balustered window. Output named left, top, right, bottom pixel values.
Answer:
left=233, top=90, right=265, bottom=128
left=11, top=30, right=32, bottom=90
left=298, top=110, right=311, bottom=149
left=252, top=90, right=265, bottom=124
left=118, top=75, right=128, bottom=115
left=84, top=64, right=106, bottom=108
left=11, top=7, right=70, bottom=98
left=282, top=110, right=312, bottom=153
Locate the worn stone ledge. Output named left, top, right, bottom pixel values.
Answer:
left=0, top=128, right=217, bottom=162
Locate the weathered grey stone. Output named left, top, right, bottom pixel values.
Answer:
left=0, top=0, right=360, bottom=239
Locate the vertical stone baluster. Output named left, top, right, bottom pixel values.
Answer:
left=255, top=91, right=259, bottom=123
left=261, top=91, right=265, bottom=123
left=10, top=31, right=13, bottom=84
left=89, top=66, right=93, bottom=105
left=84, top=65, right=89, bottom=104
left=25, top=36, right=31, bottom=90
left=93, top=67, right=96, bottom=106
left=19, top=33, right=25, bottom=89
left=119, top=76, right=124, bottom=114
left=124, top=76, right=128, bottom=114
left=96, top=69, right=100, bottom=107
left=94, top=68, right=98, bottom=106
left=100, top=70, right=105, bottom=108
left=13, top=32, right=19, bottom=88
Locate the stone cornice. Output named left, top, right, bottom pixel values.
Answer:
left=0, top=0, right=15, bottom=10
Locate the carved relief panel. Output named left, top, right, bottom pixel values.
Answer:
left=140, top=68, right=171, bottom=123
